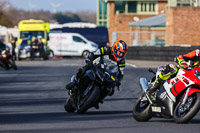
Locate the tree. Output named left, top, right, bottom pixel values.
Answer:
left=76, top=10, right=96, bottom=23
left=0, top=9, right=13, bottom=27
left=0, top=1, right=96, bottom=26
left=0, top=1, right=13, bottom=27
left=51, top=12, right=82, bottom=24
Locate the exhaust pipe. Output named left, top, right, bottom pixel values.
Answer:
left=140, top=78, right=148, bottom=92
left=140, top=78, right=153, bottom=104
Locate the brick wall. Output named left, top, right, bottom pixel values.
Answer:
left=108, top=1, right=167, bottom=46
left=166, top=7, right=200, bottom=46
left=158, top=1, right=167, bottom=14
left=108, top=2, right=115, bottom=45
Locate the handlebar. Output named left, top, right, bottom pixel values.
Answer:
left=148, top=68, right=156, bottom=75
left=180, top=60, right=197, bottom=70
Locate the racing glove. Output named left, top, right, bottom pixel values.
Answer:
left=175, top=55, right=185, bottom=68
left=88, top=52, right=94, bottom=61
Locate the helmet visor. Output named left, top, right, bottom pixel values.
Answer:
left=116, top=50, right=126, bottom=58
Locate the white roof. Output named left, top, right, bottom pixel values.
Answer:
left=49, top=22, right=97, bottom=29
left=0, top=25, right=7, bottom=30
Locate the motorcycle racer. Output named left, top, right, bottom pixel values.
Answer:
left=146, top=49, right=200, bottom=102
left=0, top=40, right=7, bottom=51
left=66, top=40, right=128, bottom=95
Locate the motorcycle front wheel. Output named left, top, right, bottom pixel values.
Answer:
left=77, top=86, right=100, bottom=114
left=174, top=92, right=200, bottom=124
left=132, top=95, right=152, bottom=122
left=64, top=97, right=76, bottom=113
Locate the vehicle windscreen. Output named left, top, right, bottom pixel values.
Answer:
left=21, top=40, right=28, bottom=46
left=20, top=31, right=44, bottom=39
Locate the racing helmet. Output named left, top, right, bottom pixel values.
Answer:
left=112, top=40, right=128, bottom=61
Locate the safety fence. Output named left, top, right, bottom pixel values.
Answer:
left=112, top=30, right=166, bottom=47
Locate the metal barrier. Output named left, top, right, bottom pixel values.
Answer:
left=126, top=46, right=200, bottom=61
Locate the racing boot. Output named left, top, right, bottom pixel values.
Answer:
left=145, top=81, right=160, bottom=104
left=65, top=67, right=84, bottom=91
left=94, top=103, right=99, bottom=109
left=66, top=81, right=78, bottom=96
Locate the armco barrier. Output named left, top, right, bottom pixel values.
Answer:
left=126, top=46, right=200, bottom=61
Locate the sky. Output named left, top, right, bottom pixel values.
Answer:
left=7, top=0, right=97, bottom=12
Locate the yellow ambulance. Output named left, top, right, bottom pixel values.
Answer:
left=18, top=19, right=49, bottom=44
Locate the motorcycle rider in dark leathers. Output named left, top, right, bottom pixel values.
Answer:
left=0, top=41, right=6, bottom=51
left=0, top=41, right=7, bottom=57
left=146, top=49, right=200, bottom=102
left=66, top=40, right=128, bottom=95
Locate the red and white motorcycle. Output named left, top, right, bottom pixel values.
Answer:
left=132, top=61, right=200, bottom=123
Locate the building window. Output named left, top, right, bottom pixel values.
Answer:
left=99, top=0, right=107, bottom=19
left=140, top=2, right=156, bottom=12
left=98, top=0, right=107, bottom=27
left=144, top=3, right=147, bottom=11
left=115, top=1, right=125, bottom=13
left=177, top=0, right=194, bottom=7
left=128, top=2, right=137, bottom=13
left=114, top=1, right=156, bottom=14
left=99, top=21, right=107, bottom=27
left=152, top=3, right=155, bottom=11
left=141, top=3, right=143, bottom=11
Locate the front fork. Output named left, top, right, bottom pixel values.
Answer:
left=181, top=87, right=191, bottom=105
left=178, top=87, right=192, bottom=113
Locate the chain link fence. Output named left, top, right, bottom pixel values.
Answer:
left=112, top=31, right=166, bottom=46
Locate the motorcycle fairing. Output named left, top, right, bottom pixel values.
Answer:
left=163, top=68, right=196, bottom=102
left=188, top=88, right=200, bottom=96
left=150, top=86, right=174, bottom=117
left=86, top=70, right=96, bottom=81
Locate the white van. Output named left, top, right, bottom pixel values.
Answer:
left=48, top=33, right=98, bottom=58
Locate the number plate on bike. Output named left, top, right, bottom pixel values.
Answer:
left=151, top=106, right=161, bottom=112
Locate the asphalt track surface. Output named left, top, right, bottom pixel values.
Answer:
left=0, top=58, right=199, bottom=133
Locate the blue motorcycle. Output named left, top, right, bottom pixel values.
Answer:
left=64, top=58, right=120, bottom=114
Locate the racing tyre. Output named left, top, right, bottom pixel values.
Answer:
left=82, top=50, right=90, bottom=59
left=48, top=50, right=54, bottom=59
left=9, top=58, right=17, bottom=70
left=77, top=86, right=100, bottom=114
left=43, top=55, right=48, bottom=60
left=133, top=95, right=152, bottom=122
left=174, top=92, right=200, bottom=124
left=64, top=97, right=76, bottom=112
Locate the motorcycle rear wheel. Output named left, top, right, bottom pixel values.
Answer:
left=8, top=58, right=17, bottom=70
left=77, top=86, right=100, bottom=114
left=132, top=95, right=152, bottom=122
left=174, top=92, right=200, bottom=124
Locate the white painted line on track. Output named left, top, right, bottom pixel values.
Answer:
left=63, top=64, right=83, bottom=66
left=126, top=63, right=137, bottom=68
left=63, top=63, right=137, bottom=68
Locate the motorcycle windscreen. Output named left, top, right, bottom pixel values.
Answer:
left=100, top=59, right=119, bottom=75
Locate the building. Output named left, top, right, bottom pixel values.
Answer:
left=129, top=14, right=166, bottom=46
left=97, top=0, right=108, bottom=27
left=166, top=0, right=200, bottom=46
left=97, top=0, right=200, bottom=46
left=97, top=0, right=168, bottom=45
left=168, top=0, right=200, bottom=7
